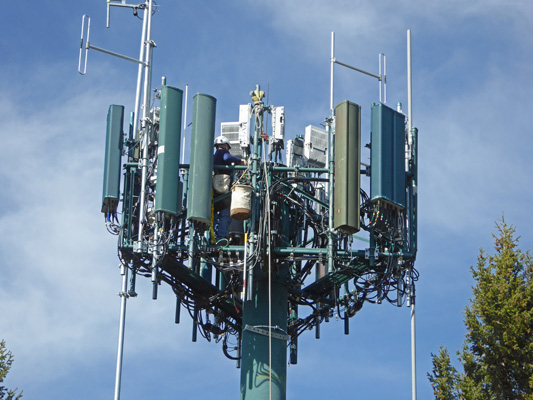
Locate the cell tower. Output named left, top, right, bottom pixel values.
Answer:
left=80, top=2, right=419, bottom=400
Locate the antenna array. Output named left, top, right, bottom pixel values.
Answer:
left=80, top=3, right=419, bottom=400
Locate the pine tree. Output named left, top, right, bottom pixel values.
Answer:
left=428, top=346, right=459, bottom=399
left=428, top=218, right=533, bottom=399
left=0, top=340, right=22, bottom=400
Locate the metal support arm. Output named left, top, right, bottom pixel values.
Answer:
left=333, top=58, right=382, bottom=81
left=78, top=14, right=149, bottom=75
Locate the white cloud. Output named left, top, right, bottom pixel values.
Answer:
left=0, top=63, right=136, bottom=380
left=417, top=60, right=533, bottom=237
left=0, top=60, right=215, bottom=389
left=2, top=2, right=533, bottom=399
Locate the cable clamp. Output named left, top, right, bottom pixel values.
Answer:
left=365, top=248, right=378, bottom=259
left=133, top=240, right=146, bottom=253
left=244, top=324, right=289, bottom=341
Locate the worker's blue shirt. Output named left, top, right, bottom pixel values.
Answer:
left=213, top=148, right=241, bottom=212
left=214, top=149, right=242, bottom=170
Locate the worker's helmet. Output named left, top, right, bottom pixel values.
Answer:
left=214, top=136, right=231, bottom=149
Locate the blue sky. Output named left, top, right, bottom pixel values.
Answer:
left=1, top=1, right=532, bottom=399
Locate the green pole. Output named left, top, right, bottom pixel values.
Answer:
left=240, top=264, right=288, bottom=400
left=240, top=85, right=288, bottom=400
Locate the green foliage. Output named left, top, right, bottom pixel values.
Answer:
left=428, top=346, right=459, bottom=399
left=0, top=340, right=22, bottom=400
left=428, top=218, right=533, bottom=399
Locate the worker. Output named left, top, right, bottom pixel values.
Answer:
left=213, top=136, right=246, bottom=242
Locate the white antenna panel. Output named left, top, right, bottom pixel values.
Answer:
left=238, top=104, right=252, bottom=148
left=220, top=122, right=245, bottom=158
left=272, top=106, right=285, bottom=141
left=304, top=125, right=327, bottom=167
left=286, top=137, right=305, bottom=168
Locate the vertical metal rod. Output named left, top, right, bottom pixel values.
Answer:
left=411, top=128, right=418, bottom=254
left=192, top=309, right=198, bottom=342
left=242, top=232, right=248, bottom=300
left=267, top=178, right=272, bottom=400
left=378, top=53, right=387, bottom=103
left=175, top=295, right=181, bottom=324
left=188, top=224, right=195, bottom=272
left=246, top=88, right=262, bottom=298
left=410, top=272, right=417, bottom=400
left=344, top=313, right=350, bottom=335
left=407, top=28, right=417, bottom=400
left=113, top=264, right=128, bottom=400
left=261, top=138, right=275, bottom=399
left=246, top=236, right=253, bottom=300
left=151, top=223, right=159, bottom=300
left=78, top=15, right=90, bottom=75
left=137, top=0, right=154, bottom=243
left=180, top=168, right=189, bottom=247
left=383, top=54, right=387, bottom=104
left=106, top=0, right=111, bottom=28
left=236, top=337, right=241, bottom=369
left=327, top=31, right=335, bottom=274
left=132, top=4, right=149, bottom=150
left=407, top=30, right=413, bottom=134
left=330, top=32, right=335, bottom=111
left=181, top=84, right=188, bottom=164
left=379, top=54, right=382, bottom=103
left=113, top=7, right=151, bottom=398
